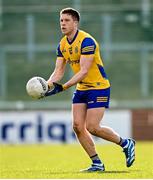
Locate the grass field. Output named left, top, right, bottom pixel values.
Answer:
left=0, top=142, right=153, bottom=179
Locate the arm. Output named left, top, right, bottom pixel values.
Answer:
left=47, top=58, right=66, bottom=86
left=63, top=55, right=94, bottom=89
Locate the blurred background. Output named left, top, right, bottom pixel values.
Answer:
left=0, top=0, right=153, bottom=144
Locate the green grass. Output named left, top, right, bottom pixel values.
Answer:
left=0, top=142, right=153, bottom=178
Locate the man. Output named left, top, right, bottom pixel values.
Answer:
left=45, top=7, right=135, bottom=172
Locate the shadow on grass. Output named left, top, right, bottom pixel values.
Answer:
left=48, top=170, right=130, bottom=175
left=102, top=171, right=129, bottom=174
left=2, top=169, right=142, bottom=178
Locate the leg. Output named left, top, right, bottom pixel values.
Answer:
left=72, top=103, right=97, bottom=157
left=86, top=107, right=120, bottom=143
left=86, top=107, right=135, bottom=167
left=72, top=103, right=105, bottom=172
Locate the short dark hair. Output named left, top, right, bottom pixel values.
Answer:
left=60, top=7, right=80, bottom=22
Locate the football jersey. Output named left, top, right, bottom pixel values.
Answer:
left=56, top=30, right=110, bottom=90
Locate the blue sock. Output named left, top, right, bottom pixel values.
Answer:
left=90, top=154, right=102, bottom=164
left=119, top=138, right=128, bottom=148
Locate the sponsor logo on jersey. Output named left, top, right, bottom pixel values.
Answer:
left=67, top=58, right=80, bottom=65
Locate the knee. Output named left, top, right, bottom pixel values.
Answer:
left=86, top=123, right=98, bottom=135
left=73, top=122, right=84, bottom=134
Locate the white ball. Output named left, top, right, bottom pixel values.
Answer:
left=26, top=76, right=48, bottom=99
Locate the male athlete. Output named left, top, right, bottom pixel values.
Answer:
left=44, top=7, right=135, bottom=172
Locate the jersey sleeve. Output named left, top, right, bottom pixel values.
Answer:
left=56, top=43, right=63, bottom=57
left=81, top=37, right=96, bottom=55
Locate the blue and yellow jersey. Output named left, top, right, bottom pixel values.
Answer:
left=56, top=30, right=110, bottom=90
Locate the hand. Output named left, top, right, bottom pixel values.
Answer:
left=45, top=82, right=66, bottom=97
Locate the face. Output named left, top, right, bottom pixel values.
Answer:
left=60, top=13, right=78, bottom=36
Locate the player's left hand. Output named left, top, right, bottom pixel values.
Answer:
left=45, top=82, right=66, bottom=97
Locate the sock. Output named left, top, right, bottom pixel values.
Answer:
left=90, top=154, right=102, bottom=164
left=119, top=137, right=128, bottom=148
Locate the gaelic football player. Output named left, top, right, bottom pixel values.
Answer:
left=45, top=7, right=135, bottom=172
